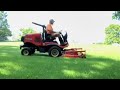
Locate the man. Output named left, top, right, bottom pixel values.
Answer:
left=46, top=19, right=60, bottom=37
left=46, top=19, right=67, bottom=45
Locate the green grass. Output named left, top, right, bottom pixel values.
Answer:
left=0, top=42, right=120, bottom=79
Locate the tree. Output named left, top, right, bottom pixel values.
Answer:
left=0, top=11, right=12, bottom=41
left=105, top=24, right=120, bottom=44
left=20, top=28, right=35, bottom=36
left=112, top=11, right=120, bottom=20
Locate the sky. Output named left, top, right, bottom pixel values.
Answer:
left=6, top=11, right=120, bottom=44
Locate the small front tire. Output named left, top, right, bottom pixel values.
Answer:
left=21, top=48, right=31, bottom=56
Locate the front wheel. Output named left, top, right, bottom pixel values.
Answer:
left=48, top=46, right=62, bottom=57
left=21, top=48, right=31, bottom=56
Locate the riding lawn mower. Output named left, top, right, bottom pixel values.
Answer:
left=20, top=22, right=86, bottom=58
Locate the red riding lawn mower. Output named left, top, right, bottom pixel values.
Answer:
left=20, top=22, right=86, bottom=58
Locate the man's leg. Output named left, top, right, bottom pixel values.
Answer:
left=59, top=32, right=68, bottom=45
left=51, top=32, right=60, bottom=37
left=51, top=33, right=64, bottom=45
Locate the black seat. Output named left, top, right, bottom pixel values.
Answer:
left=42, top=29, right=56, bottom=42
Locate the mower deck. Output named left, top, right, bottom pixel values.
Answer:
left=63, top=48, right=86, bottom=58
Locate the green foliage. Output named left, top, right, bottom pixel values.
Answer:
left=18, top=28, right=35, bottom=41
left=112, top=11, right=120, bottom=20
left=105, top=24, right=120, bottom=44
left=0, top=11, right=12, bottom=41
left=20, top=28, right=35, bottom=36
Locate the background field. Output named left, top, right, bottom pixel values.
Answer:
left=0, top=42, right=120, bottom=79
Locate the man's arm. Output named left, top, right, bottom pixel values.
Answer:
left=46, top=24, right=54, bottom=33
left=46, top=24, right=60, bottom=33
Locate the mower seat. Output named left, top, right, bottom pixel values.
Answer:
left=42, top=30, right=56, bottom=42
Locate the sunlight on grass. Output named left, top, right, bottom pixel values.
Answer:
left=0, top=53, right=8, bottom=56
left=62, top=70, right=80, bottom=77
left=0, top=42, right=120, bottom=78
left=92, top=62, right=110, bottom=70
left=63, top=57, right=71, bottom=59
left=1, top=62, right=22, bottom=70
left=88, top=70, right=101, bottom=78
left=0, top=68, right=10, bottom=75
left=0, top=62, right=22, bottom=76
left=10, top=47, right=18, bottom=49
left=62, top=69, right=90, bottom=78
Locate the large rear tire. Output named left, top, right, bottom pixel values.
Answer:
left=48, top=46, right=62, bottom=57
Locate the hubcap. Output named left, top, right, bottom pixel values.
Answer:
left=51, top=49, right=59, bottom=57
left=23, top=50, right=29, bottom=55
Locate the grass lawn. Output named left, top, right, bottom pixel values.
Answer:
left=0, top=42, right=120, bottom=79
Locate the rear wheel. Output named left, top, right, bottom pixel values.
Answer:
left=48, top=46, right=62, bottom=57
left=21, top=48, right=31, bottom=56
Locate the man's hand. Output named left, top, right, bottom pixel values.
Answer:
left=59, top=30, right=62, bottom=34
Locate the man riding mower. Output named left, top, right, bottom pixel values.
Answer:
left=20, top=19, right=86, bottom=58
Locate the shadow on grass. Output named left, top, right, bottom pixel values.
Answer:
left=60, top=54, right=120, bottom=79
left=33, top=53, right=50, bottom=57
left=0, top=45, right=120, bottom=79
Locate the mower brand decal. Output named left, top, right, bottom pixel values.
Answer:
left=35, top=38, right=41, bottom=42
left=25, top=38, right=32, bottom=40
